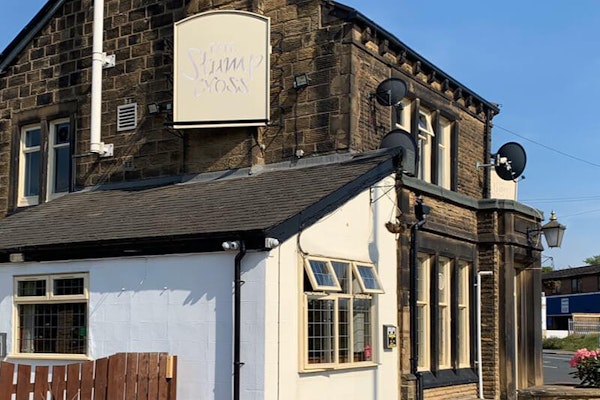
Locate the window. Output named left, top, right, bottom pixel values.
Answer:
left=47, top=119, right=71, bottom=200
left=571, top=278, right=582, bottom=293
left=393, top=99, right=455, bottom=188
left=457, top=261, right=470, bottom=367
left=437, top=257, right=451, bottom=369
left=18, top=119, right=71, bottom=207
left=303, top=257, right=382, bottom=368
left=417, top=254, right=472, bottom=372
left=19, top=125, right=41, bottom=206
left=14, top=274, right=88, bottom=355
left=437, top=118, right=452, bottom=190
left=417, top=255, right=431, bottom=371
left=417, top=108, right=434, bottom=182
left=394, top=98, right=412, bottom=132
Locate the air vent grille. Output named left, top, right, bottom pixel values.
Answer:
left=117, top=103, right=138, bottom=131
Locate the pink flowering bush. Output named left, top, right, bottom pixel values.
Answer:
left=570, top=348, right=600, bottom=387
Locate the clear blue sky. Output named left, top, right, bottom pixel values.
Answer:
left=2, top=1, right=600, bottom=269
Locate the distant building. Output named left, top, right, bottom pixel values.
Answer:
left=543, top=265, right=600, bottom=331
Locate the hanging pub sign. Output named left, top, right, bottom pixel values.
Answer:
left=173, top=10, right=270, bottom=128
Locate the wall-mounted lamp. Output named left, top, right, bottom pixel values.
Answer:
left=293, top=73, right=309, bottom=90
left=527, top=211, right=566, bottom=248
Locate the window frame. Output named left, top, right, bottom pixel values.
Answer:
left=304, top=257, right=342, bottom=292
left=437, top=257, right=451, bottom=369
left=302, top=257, right=382, bottom=370
left=13, top=273, right=89, bottom=358
left=417, top=108, right=434, bottom=183
left=437, top=117, right=452, bottom=190
left=47, top=118, right=71, bottom=201
left=417, top=253, right=473, bottom=374
left=394, top=98, right=413, bottom=132
left=457, top=260, right=471, bottom=368
left=417, top=254, right=431, bottom=371
left=12, top=105, right=75, bottom=210
left=18, top=124, right=43, bottom=207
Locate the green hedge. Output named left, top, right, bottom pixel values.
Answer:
left=543, top=334, right=600, bottom=351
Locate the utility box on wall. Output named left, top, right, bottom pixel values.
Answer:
left=383, top=325, right=397, bottom=349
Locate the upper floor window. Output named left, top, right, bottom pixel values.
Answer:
left=571, top=278, right=582, bottom=293
left=302, top=257, right=383, bottom=369
left=18, top=118, right=71, bottom=207
left=394, top=99, right=455, bottom=190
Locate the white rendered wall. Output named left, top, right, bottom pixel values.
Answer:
left=0, top=251, right=267, bottom=400
left=263, top=175, right=400, bottom=400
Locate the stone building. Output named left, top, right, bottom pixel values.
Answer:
left=0, top=0, right=545, bottom=399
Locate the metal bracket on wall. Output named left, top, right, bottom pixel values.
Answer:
left=102, top=53, right=116, bottom=69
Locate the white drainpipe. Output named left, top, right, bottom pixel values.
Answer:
left=477, top=270, right=493, bottom=399
left=90, top=0, right=114, bottom=157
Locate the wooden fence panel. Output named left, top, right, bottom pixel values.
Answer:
left=0, top=362, right=14, bottom=400
left=15, top=363, right=30, bottom=400
left=94, top=356, right=109, bottom=400
left=125, top=352, right=139, bottom=400
left=138, top=352, right=150, bottom=400
left=51, top=365, right=66, bottom=400
left=147, top=353, right=160, bottom=400
left=80, top=360, right=94, bottom=400
left=33, top=365, right=49, bottom=400
left=0, top=352, right=177, bottom=400
left=66, top=362, right=81, bottom=400
left=107, top=352, right=126, bottom=400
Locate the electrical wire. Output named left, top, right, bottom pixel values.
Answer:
left=494, top=124, right=600, bottom=168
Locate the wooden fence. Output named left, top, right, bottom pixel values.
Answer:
left=0, top=352, right=177, bottom=400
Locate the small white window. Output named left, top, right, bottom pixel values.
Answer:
left=304, top=258, right=341, bottom=292
left=437, top=118, right=452, bottom=189
left=353, top=263, right=384, bottom=294
left=18, top=125, right=42, bottom=206
left=47, top=119, right=71, bottom=201
left=418, top=109, right=435, bottom=138
left=394, top=98, right=412, bottom=132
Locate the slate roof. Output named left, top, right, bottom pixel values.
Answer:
left=0, top=149, right=399, bottom=261
left=542, top=265, right=600, bottom=280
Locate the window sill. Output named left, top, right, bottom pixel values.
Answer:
left=300, top=361, right=378, bottom=374
left=420, top=367, right=478, bottom=389
left=7, top=353, right=92, bottom=362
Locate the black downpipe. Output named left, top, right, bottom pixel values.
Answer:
left=483, top=108, right=492, bottom=199
left=410, top=223, right=423, bottom=400
left=410, top=197, right=428, bottom=400
left=234, top=241, right=246, bottom=400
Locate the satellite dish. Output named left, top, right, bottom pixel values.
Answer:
left=494, top=142, right=527, bottom=181
left=379, top=129, right=418, bottom=176
left=375, top=78, right=408, bottom=107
